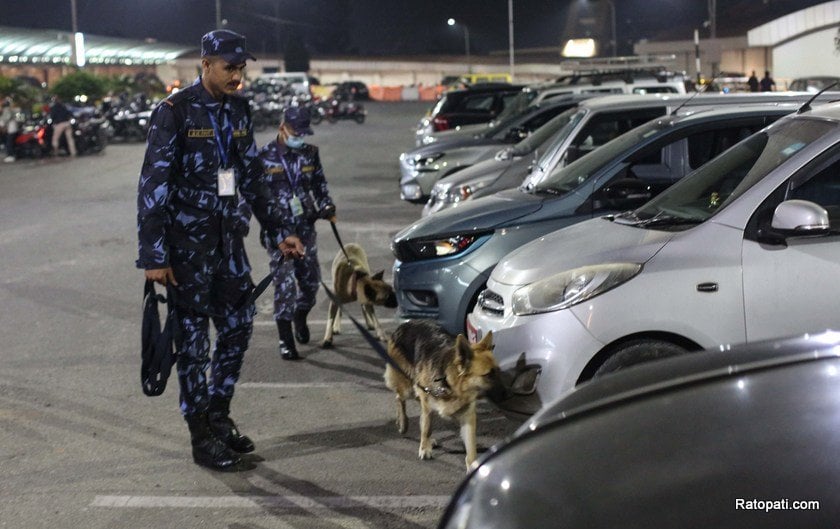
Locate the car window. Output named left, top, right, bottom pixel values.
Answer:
left=787, top=157, right=840, bottom=226
left=570, top=108, right=666, bottom=159
left=687, top=119, right=780, bottom=169
left=630, top=118, right=836, bottom=228
left=462, top=95, right=496, bottom=112
left=512, top=110, right=580, bottom=156
left=633, top=86, right=679, bottom=94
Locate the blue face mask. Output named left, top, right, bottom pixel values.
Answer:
left=285, top=135, right=305, bottom=149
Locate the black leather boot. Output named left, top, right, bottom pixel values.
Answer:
left=185, top=412, right=241, bottom=470
left=293, top=308, right=311, bottom=344
left=208, top=395, right=255, bottom=453
left=277, top=319, right=301, bottom=360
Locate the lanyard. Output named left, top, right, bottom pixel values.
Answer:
left=205, top=103, right=233, bottom=169
left=278, top=149, right=300, bottom=189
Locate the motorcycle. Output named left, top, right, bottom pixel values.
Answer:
left=325, top=96, right=366, bottom=124
left=106, top=107, right=150, bottom=142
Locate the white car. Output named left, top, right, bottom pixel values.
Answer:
left=468, top=99, right=840, bottom=416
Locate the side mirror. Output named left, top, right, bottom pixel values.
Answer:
left=593, top=179, right=653, bottom=211
left=770, top=199, right=830, bottom=235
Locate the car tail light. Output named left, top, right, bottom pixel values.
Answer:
left=432, top=116, right=450, bottom=131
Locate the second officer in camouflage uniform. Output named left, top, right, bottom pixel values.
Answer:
left=241, top=106, right=335, bottom=360
left=137, top=30, right=303, bottom=471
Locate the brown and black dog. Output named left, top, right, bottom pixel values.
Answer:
left=384, top=319, right=505, bottom=470
left=322, top=243, right=397, bottom=348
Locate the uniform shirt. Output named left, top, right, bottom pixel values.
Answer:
left=136, top=77, right=291, bottom=269
left=242, top=139, right=334, bottom=239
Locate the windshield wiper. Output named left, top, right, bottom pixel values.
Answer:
left=612, top=210, right=642, bottom=224
left=637, top=212, right=703, bottom=228
left=531, top=186, right=564, bottom=196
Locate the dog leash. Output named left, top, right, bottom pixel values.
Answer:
left=329, top=220, right=352, bottom=262
left=319, top=280, right=451, bottom=398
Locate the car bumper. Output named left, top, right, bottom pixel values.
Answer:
left=467, top=279, right=606, bottom=415
left=399, top=160, right=442, bottom=203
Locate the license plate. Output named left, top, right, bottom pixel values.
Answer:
left=466, top=318, right=482, bottom=344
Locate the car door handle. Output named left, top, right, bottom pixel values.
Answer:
left=697, top=282, right=718, bottom=293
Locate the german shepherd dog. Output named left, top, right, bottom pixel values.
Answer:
left=384, top=319, right=505, bottom=470
left=322, top=243, right=398, bottom=348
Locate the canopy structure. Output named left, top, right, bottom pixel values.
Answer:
left=0, top=25, right=194, bottom=66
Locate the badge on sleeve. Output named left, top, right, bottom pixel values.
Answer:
left=217, top=168, right=235, bottom=196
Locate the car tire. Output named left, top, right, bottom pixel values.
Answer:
left=594, top=339, right=688, bottom=378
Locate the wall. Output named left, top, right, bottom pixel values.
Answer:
left=773, top=26, right=840, bottom=80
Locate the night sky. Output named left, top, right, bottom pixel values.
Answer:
left=0, top=0, right=829, bottom=57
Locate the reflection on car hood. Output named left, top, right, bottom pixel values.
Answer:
left=427, top=122, right=490, bottom=143
left=491, top=216, right=674, bottom=286
left=405, top=135, right=502, bottom=158
left=393, top=189, right=543, bottom=242
left=518, top=331, right=840, bottom=438
left=435, top=155, right=513, bottom=188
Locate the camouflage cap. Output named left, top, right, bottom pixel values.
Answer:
left=282, top=106, right=314, bottom=136
left=201, top=30, right=256, bottom=64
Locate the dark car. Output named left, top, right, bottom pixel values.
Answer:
left=333, top=81, right=370, bottom=101
left=438, top=330, right=840, bottom=529
left=415, top=84, right=525, bottom=144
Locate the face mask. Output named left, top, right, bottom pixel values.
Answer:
left=285, top=135, right=305, bottom=149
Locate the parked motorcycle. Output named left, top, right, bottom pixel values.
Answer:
left=325, top=96, right=366, bottom=124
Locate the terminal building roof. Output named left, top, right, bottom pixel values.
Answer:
left=0, top=25, right=194, bottom=66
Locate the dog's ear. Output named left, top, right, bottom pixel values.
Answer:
left=371, top=270, right=384, bottom=281
left=455, top=334, right=474, bottom=372
left=477, top=330, right=494, bottom=350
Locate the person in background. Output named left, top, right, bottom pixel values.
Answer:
left=760, top=71, right=776, bottom=92
left=137, top=29, right=304, bottom=471
left=241, top=106, right=336, bottom=361
left=747, top=70, right=759, bottom=93
left=49, top=95, right=76, bottom=157
left=1, top=98, right=21, bottom=162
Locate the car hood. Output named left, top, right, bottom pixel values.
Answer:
left=393, top=188, right=544, bottom=242
left=491, top=216, right=675, bottom=286
left=405, top=136, right=504, bottom=159
left=435, top=153, right=514, bottom=188
left=427, top=122, right=490, bottom=144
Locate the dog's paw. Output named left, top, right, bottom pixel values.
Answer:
left=321, top=340, right=333, bottom=349
left=397, top=417, right=408, bottom=435
left=418, top=446, right=433, bottom=460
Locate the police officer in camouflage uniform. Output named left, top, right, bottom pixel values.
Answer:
left=241, top=106, right=335, bottom=360
left=137, top=29, right=304, bottom=471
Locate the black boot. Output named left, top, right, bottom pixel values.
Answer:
left=208, top=395, right=255, bottom=453
left=293, top=308, right=310, bottom=344
left=185, top=412, right=241, bottom=470
left=277, top=319, right=301, bottom=360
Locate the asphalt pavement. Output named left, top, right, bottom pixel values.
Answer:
left=0, top=101, right=522, bottom=529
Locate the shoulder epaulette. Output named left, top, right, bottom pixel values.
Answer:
left=162, top=89, right=193, bottom=108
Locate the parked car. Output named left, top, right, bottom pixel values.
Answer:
left=393, top=97, right=816, bottom=337
left=414, top=84, right=525, bottom=145
left=399, top=97, right=582, bottom=202
left=467, top=99, right=840, bottom=416
left=788, top=76, right=840, bottom=92
left=438, top=331, right=840, bottom=529
left=422, top=92, right=831, bottom=217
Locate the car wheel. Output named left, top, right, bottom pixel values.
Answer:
left=594, top=340, right=688, bottom=378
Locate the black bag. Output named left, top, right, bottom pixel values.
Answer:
left=141, top=280, right=178, bottom=397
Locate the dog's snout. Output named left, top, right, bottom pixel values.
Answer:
left=385, top=292, right=398, bottom=308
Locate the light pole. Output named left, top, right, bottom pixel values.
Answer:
left=508, top=0, right=515, bottom=80
left=447, top=18, right=471, bottom=74
left=606, top=0, right=616, bottom=57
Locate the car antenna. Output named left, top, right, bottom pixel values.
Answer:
left=670, top=74, right=719, bottom=116
left=796, top=82, right=839, bottom=114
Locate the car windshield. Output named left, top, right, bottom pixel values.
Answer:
left=488, top=90, right=536, bottom=126
left=622, top=117, right=835, bottom=228
left=530, top=117, right=670, bottom=194
left=534, top=108, right=587, bottom=172
left=510, top=110, right=579, bottom=156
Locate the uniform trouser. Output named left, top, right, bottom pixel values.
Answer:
left=268, top=224, right=320, bottom=321
left=169, top=245, right=254, bottom=417
left=51, top=120, right=77, bottom=156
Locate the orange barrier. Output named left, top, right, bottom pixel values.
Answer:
left=369, top=84, right=445, bottom=101
left=419, top=85, right=444, bottom=101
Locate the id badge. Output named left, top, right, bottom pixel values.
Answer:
left=290, top=195, right=304, bottom=217
left=217, top=168, right=235, bottom=196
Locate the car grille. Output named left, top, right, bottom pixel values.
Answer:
left=478, top=289, right=504, bottom=317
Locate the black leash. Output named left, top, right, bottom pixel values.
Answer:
left=329, top=220, right=352, bottom=262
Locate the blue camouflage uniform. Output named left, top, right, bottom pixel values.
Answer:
left=241, top=140, right=334, bottom=321
left=137, top=77, right=294, bottom=417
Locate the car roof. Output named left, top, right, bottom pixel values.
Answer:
left=521, top=330, right=840, bottom=436
left=572, top=91, right=840, bottom=112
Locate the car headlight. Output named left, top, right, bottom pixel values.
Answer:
left=406, top=152, right=444, bottom=168
left=405, top=232, right=488, bottom=259
left=512, top=263, right=642, bottom=315
left=444, top=174, right=497, bottom=203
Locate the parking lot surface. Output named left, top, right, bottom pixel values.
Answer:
left=0, top=101, right=521, bottom=529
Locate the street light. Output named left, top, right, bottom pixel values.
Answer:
left=447, top=18, right=471, bottom=74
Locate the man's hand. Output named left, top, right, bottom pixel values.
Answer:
left=145, top=267, right=178, bottom=286
left=279, top=236, right=305, bottom=258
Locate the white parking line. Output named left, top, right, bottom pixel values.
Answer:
left=253, top=318, right=397, bottom=327
left=90, top=494, right=451, bottom=509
